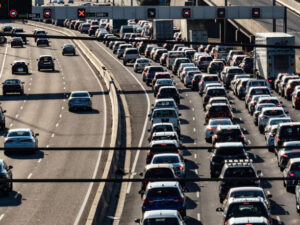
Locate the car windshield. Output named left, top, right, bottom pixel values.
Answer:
left=224, top=168, right=256, bottom=177
left=249, top=81, right=268, bottom=87
left=64, top=44, right=74, bottom=48
left=230, top=190, right=264, bottom=198
left=153, top=110, right=177, bottom=118
left=210, top=100, right=228, bottom=105
left=160, top=88, right=177, bottom=95
left=152, top=155, right=180, bottom=164
left=145, top=168, right=174, bottom=178
left=147, top=187, right=180, bottom=198
left=8, top=131, right=30, bottom=137
left=155, top=101, right=175, bottom=108
left=71, top=92, right=89, bottom=97
left=169, top=52, right=185, bottom=58
left=143, top=218, right=179, bottom=225
left=226, top=202, right=268, bottom=218
left=252, top=89, right=270, bottom=95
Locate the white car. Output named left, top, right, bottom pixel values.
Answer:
left=152, top=98, right=178, bottom=114
left=4, top=128, right=39, bottom=154
left=264, top=117, right=292, bottom=137
left=68, top=91, right=92, bottom=111
left=151, top=153, right=186, bottom=179
left=257, top=107, right=286, bottom=133
left=135, top=210, right=186, bottom=225
left=133, top=58, right=151, bottom=73
left=205, top=118, right=233, bottom=142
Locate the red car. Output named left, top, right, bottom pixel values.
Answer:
left=205, top=103, right=233, bottom=124
left=292, top=89, right=300, bottom=109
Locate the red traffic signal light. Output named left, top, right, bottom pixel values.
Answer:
left=252, top=8, right=260, bottom=18
left=182, top=8, right=191, bottom=18
left=78, top=8, right=86, bottom=18
left=217, top=8, right=225, bottom=18
left=9, top=9, right=18, bottom=18
left=43, top=9, right=52, bottom=18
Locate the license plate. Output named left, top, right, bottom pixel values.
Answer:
left=17, top=68, right=23, bottom=72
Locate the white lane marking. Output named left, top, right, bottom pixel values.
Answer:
left=193, top=128, right=196, bottom=132
left=59, top=114, right=62, bottom=118
left=195, top=169, right=198, bottom=175
left=56, top=123, right=59, bottom=127
left=14, top=192, right=20, bottom=199
left=196, top=191, right=200, bottom=198
left=51, top=133, right=55, bottom=138
left=0, top=43, right=8, bottom=79
left=185, top=94, right=188, bottom=97
left=197, top=213, right=201, bottom=221
left=94, top=42, right=150, bottom=195
left=62, top=76, right=65, bottom=80
left=29, top=83, right=32, bottom=86
left=193, top=117, right=195, bottom=120
left=192, top=107, right=195, bottom=111
left=276, top=216, right=281, bottom=224
left=62, top=106, right=64, bottom=110
left=15, top=114, right=19, bottom=118
left=73, top=45, right=107, bottom=225
left=37, top=158, right=42, bottom=163
left=46, top=145, right=49, bottom=148
left=189, top=100, right=192, bottom=103
left=64, top=87, right=66, bottom=90
left=28, top=88, right=31, bottom=91
left=0, top=214, right=4, bottom=222
left=27, top=173, right=32, bottom=179
left=9, top=124, right=13, bottom=127
left=248, top=140, right=252, bottom=145
left=194, top=154, right=197, bottom=159
left=63, top=99, right=66, bottom=102
left=20, top=106, right=23, bottom=110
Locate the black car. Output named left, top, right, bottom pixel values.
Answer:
left=2, top=79, right=24, bottom=95
left=37, top=55, right=55, bottom=71
left=36, top=38, right=49, bottom=47
left=2, top=25, right=12, bottom=32
left=157, top=86, right=180, bottom=105
left=0, top=159, right=13, bottom=196
left=11, top=37, right=23, bottom=48
left=191, top=74, right=202, bottom=91
left=210, top=142, right=248, bottom=177
left=219, top=160, right=261, bottom=202
left=0, top=106, right=6, bottom=130
left=11, top=61, right=29, bottom=74
left=62, top=44, right=76, bottom=56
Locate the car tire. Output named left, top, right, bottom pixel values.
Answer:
left=38, top=67, right=40, bottom=71
left=259, top=126, right=264, bottom=134
left=52, top=67, right=55, bottom=71
left=134, top=68, right=137, bottom=72
left=20, top=90, right=24, bottom=95
left=25, top=70, right=28, bottom=74
left=62, top=52, right=65, bottom=56
left=123, top=61, right=126, bottom=66
left=3, top=91, right=6, bottom=96
left=286, top=185, right=293, bottom=193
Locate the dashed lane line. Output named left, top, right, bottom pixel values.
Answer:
left=27, top=173, right=32, bottom=179
left=0, top=213, right=4, bottom=222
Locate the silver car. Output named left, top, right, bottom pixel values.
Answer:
left=133, top=58, right=151, bottom=73
left=152, top=98, right=178, bottom=114
left=257, top=107, right=286, bottom=133
left=264, top=117, right=292, bottom=137
left=68, top=91, right=92, bottom=111
left=265, top=125, right=278, bottom=151
left=205, top=118, right=233, bottom=142
left=151, top=153, right=186, bottom=177
left=4, top=128, right=39, bottom=154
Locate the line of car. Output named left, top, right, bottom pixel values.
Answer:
left=45, top=18, right=300, bottom=224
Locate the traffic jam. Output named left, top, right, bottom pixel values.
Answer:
left=9, top=16, right=300, bottom=224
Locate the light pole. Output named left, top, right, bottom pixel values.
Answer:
left=224, top=0, right=227, bottom=43
left=273, top=0, right=276, bottom=32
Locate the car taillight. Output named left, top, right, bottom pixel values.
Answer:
left=248, top=97, right=252, bottom=101
left=192, top=79, right=196, bottom=82
left=177, top=166, right=183, bottom=170
left=277, top=137, right=280, bottom=141
left=177, top=119, right=180, bottom=124
left=289, top=171, right=295, bottom=177
left=288, top=86, right=292, bottom=89
left=270, top=134, right=274, bottom=137
left=157, top=94, right=160, bottom=97
left=147, top=152, right=151, bottom=156
left=251, top=103, right=255, bottom=106
left=208, top=127, right=215, bottom=131
left=173, top=197, right=184, bottom=203
left=240, top=135, right=244, bottom=139
left=143, top=180, right=148, bottom=184
left=224, top=221, right=228, bottom=225
left=260, top=116, right=265, bottom=120
left=143, top=198, right=148, bottom=204
left=283, top=83, right=286, bottom=86
left=268, top=79, right=273, bottom=82
left=282, top=154, right=289, bottom=158
left=296, top=97, right=300, bottom=100
left=183, top=72, right=187, bottom=75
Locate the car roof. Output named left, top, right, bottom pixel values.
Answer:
left=210, top=103, right=229, bottom=107
left=14, top=60, right=26, bottom=63
left=40, top=55, right=53, bottom=58
left=147, top=181, right=180, bottom=189
left=217, top=125, right=241, bottom=129
left=153, top=108, right=177, bottom=112
left=151, top=140, right=179, bottom=145
left=152, top=122, right=174, bottom=127
left=261, top=107, right=284, bottom=112
left=289, top=158, right=300, bottom=164
left=258, top=96, right=278, bottom=100
left=143, top=210, right=179, bottom=219
left=155, top=98, right=176, bottom=103
left=228, top=197, right=265, bottom=204
left=145, top=163, right=173, bottom=170
left=229, top=186, right=264, bottom=192
left=71, top=91, right=89, bottom=94
left=152, top=153, right=180, bottom=158
left=283, top=141, right=300, bottom=147
left=228, top=217, right=268, bottom=224
left=209, top=97, right=228, bottom=101
left=152, top=132, right=177, bottom=137
left=215, top=142, right=244, bottom=148
left=207, top=86, right=225, bottom=90
left=159, top=86, right=177, bottom=90
left=8, top=128, right=31, bottom=133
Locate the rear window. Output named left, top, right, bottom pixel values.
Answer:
left=210, top=106, right=230, bottom=113
left=145, top=168, right=174, bottom=178
left=226, top=202, right=268, bottom=218
left=291, top=163, right=300, bottom=170
left=228, top=69, right=244, bottom=74
left=152, top=155, right=179, bottom=164
left=153, top=126, right=173, bottom=132
left=201, top=57, right=212, bottom=61
left=126, top=49, right=138, bottom=54
left=218, top=129, right=241, bottom=136
left=147, top=187, right=180, bottom=198
left=270, top=119, right=291, bottom=126
left=224, top=167, right=256, bottom=177
left=216, top=147, right=244, bottom=155
left=230, top=190, right=264, bottom=198
left=251, top=88, right=270, bottom=95
left=203, top=76, right=219, bottom=82
left=156, top=80, right=173, bottom=85
left=280, top=125, right=300, bottom=138
left=160, top=88, right=178, bottom=95
left=264, top=110, right=284, bottom=116
left=150, top=67, right=164, bottom=72
left=210, top=120, right=232, bottom=126
left=207, top=89, right=226, bottom=96
left=153, top=110, right=176, bottom=118
left=249, top=81, right=268, bottom=87
left=169, top=52, right=185, bottom=58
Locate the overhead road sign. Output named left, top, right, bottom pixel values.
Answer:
left=32, top=6, right=285, bottom=20
left=0, top=0, right=32, bottom=19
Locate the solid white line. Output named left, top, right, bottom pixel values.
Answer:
left=15, top=114, right=19, bottom=118
left=73, top=44, right=107, bottom=225
left=93, top=42, right=150, bottom=195
left=197, top=213, right=201, bottom=221
left=59, top=114, right=62, bottom=118
left=0, top=214, right=4, bottom=222
left=37, top=158, right=42, bottom=163
left=27, top=173, right=32, bottom=179
left=248, top=140, right=252, bottom=145
left=0, top=43, right=8, bottom=79
left=9, top=124, right=13, bottom=127
left=28, top=88, right=31, bottom=91
left=20, top=106, right=23, bottom=110
left=62, top=106, right=64, bottom=110
left=46, top=145, right=49, bottom=148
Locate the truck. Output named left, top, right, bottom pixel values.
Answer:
left=109, top=19, right=128, bottom=36
left=189, top=30, right=208, bottom=49
left=152, top=19, right=173, bottom=40
left=255, top=32, right=295, bottom=88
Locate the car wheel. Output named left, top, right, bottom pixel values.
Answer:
left=20, top=90, right=24, bottom=95
left=62, top=52, right=65, bottom=55
left=286, top=185, right=293, bottom=192
left=52, top=67, right=55, bottom=71
left=3, top=91, right=6, bottom=96
left=38, top=67, right=40, bottom=71
left=123, top=61, right=126, bottom=66
left=259, top=126, right=264, bottom=133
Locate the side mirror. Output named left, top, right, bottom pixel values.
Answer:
left=148, top=114, right=151, bottom=117
left=22, top=82, right=25, bottom=84
left=280, top=101, right=283, bottom=104
left=139, top=172, right=143, bottom=177
left=8, top=165, right=13, bottom=170
left=53, top=58, right=56, bottom=60
left=183, top=187, right=189, bottom=192
left=35, top=133, right=39, bottom=136
left=3, top=110, right=6, bottom=113
left=138, top=190, right=144, bottom=195
left=257, top=170, right=262, bottom=177
left=242, top=128, right=247, bottom=133
left=285, top=111, right=289, bottom=114
left=151, top=103, right=154, bottom=106
left=179, top=113, right=182, bottom=116
left=36, top=59, right=38, bottom=61
left=230, top=101, right=234, bottom=104
left=134, top=218, right=141, bottom=224
left=216, top=207, right=223, bottom=212
left=266, top=191, right=272, bottom=198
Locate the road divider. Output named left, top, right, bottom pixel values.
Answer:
left=26, top=21, right=130, bottom=225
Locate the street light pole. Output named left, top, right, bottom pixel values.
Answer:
left=273, top=0, right=276, bottom=32
left=224, top=0, right=227, bottom=43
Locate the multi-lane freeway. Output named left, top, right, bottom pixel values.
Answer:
left=0, top=22, right=111, bottom=225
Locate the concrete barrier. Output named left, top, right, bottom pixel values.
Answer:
left=26, top=21, right=123, bottom=225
